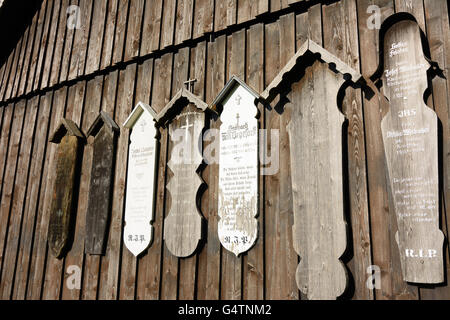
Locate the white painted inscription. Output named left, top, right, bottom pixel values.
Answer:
left=218, top=86, right=258, bottom=256
left=380, top=20, right=444, bottom=283
left=123, top=106, right=158, bottom=257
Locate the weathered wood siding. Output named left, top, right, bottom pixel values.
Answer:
left=0, top=0, right=449, bottom=300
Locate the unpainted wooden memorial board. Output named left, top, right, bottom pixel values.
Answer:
left=161, top=90, right=209, bottom=258
left=379, top=19, right=444, bottom=284
left=287, top=61, right=348, bottom=300
left=47, top=119, right=84, bottom=259
left=123, top=103, right=159, bottom=257
left=216, top=81, right=259, bottom=256
left=85, top=112, right=119, bottom=255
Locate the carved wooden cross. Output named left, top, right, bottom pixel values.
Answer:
left=184, top=79, right=197, bottom=92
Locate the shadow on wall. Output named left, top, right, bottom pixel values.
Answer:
left=0, top=0, right=42, bottom=67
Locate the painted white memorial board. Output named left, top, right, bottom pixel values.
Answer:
left=123, top=102, right=159, bottom=257
left=215, top=78, right=259, bottom=256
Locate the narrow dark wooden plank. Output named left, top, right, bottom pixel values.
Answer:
left=0, top=102, right=26, bottom=282
left=0, top=97, right=38, bottom=299
left=85, top=0, right=108, bottom=75
left=25, top=91, right=59, bottom=300
left=12, top=93, right=52, bottom=300
left=68, top=0, right=93, bottom=80
left=124, top=0, right=144, bottom=61
left=192, top=0, right=214, bottom=39
left=100, top=0, right=119, bottom=70
left=160, top=0, right=177, bottom=49
left=40, top=0, right=62, bottom=89
left=26, top=0, right=49, bottom=94
left=60, top=0, right=80, bottom=82
left=175, top=0, right=194, bottom=45
left=3, top=36, right=23, bottom=101
left=49, top=0, right=70, bottom=87
left=111, top=0, right=130, bottom=65
left=140, top=0, right=163, bottom=56
left=32, top=0, right=54, bottom=91
left=11, top=24, right=31, bottom=98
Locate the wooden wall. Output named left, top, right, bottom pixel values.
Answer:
left=0, top=0, right=449, bottom=300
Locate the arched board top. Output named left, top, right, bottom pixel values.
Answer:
left=214, top=76, right=260, bottom=256
left=123, top=102, right=160, bottom=257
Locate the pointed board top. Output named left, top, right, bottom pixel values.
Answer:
left=156, top=88, right=215, bottom=125
left=211, top=75, right=260, bottom=112
left=86, top=111, right=120, bottom=137
left=123, top=101, right=159, bottom=129
left=261, top=39, right=362, bottom=103
left=49, top=118, right=85, bottom=143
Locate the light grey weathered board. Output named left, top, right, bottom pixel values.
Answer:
left=378, top=19, right=444, bottom=284
left=261, top=40, right=362, bottom=300
left=212, top=76, right=260, bottom=256
left=123, top=102, right=160, bottom=257
left=159, top=88, right=210, bottom=258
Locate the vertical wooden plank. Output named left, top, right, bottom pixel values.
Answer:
left=134, top=59, right=160, bottom=300
left=100, top=0, right=119, bottom=70
left=26, top=0, right=48, bottom=94
left=0, top=106, right=13, bottom=195
left=420, top=0, right=450, bottom=300
left=0, top=102, right=25, bottom=281
left=160, top=0, right=177, bottom=49
left=394, top=0, right=426, bottom=31
left=49, top=0, right=70, bottom=87
left=18, top=6, right=40, bottom=97
left=33, top=0, right=54, bottom=91
left=215, top=0, right=237, bottom=31
left=192, top=0, right=214, bottom=39
left=111, top=0, right=130, bottom=65
left=170, top=47, right=198, bottom=300
left=41, top=87, right=70, bottom=301
left=175, top=0, right=194, bottom=45
left=0, top=98, right=38, bottom=299
left=264, top=14, right=298, bottom=300
left=60, top=0, right=79, bottom=83
left=244, top=23, right=265, bottom=300
left=140, top=0, right=163, bottom=56
left=68, top=0, right=93, bottom=80
left=124, top=0, right=144, bottom=61
left=0, top=50, right=16, bottom=101
left=219, top=29, right=245, bottom=301
left=61, top=77, right=102, bottom=301
left=11, top=25, right=31, bottom=98
left=85, top=0, right=108, bottom=75
left=270, top=0, right=289, bottom=12
left=25, top=91, right=59, bottom=300
left=238, top=0, right=269, bottom=24
left=12, top=94, right=51, bottom=300
left=82, top=71, right=116, bottom=300
left=96, top=70, right=120, bottom=300
left=322, top=0, right=373, bottom=300
left=118, top=64, right=139, bottom=301
left=40, top=0, right=62, bottom=89
left=4, top=36, right=24, bottom=101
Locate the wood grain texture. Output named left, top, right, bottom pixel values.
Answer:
left=379, top=19, right=444, bottom=284
left=140, top=0, right=163, bottom=56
